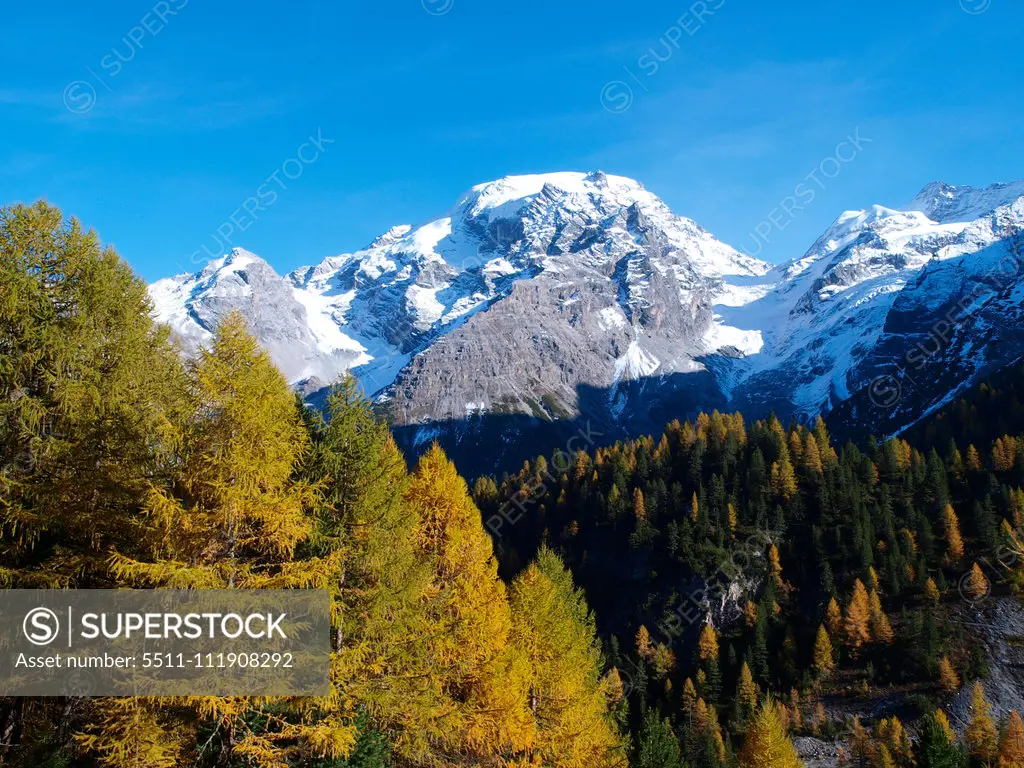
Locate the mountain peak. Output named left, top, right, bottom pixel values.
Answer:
left=456, top=171, right=649, bottom=218
left=370, top=224, right=414, bottom=248
left=903, top=178, right=1024, bottom=223
left=197, top=247, right=269, bottom=279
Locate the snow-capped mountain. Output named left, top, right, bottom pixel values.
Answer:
left=151, top=171, right=770, bottom=413
left=150, top=172, right=1024, bottom=470
left=719, top=179, right=1024, bottom=437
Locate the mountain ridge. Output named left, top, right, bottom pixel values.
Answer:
left=150, top=171, right=1024, bottom=470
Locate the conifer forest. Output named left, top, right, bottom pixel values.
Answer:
left=4, top=199, right=1024, bottom=768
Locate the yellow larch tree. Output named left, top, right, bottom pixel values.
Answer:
left=789, top=689, right=803, bottom=733
left=745, top=600, right=760, bottom=628
left=999, top=710, right=1024, bottom=768
left=803, top=432, right=824, bottom=476
left=406, top=443, right=533, bottom=758
left=964, top=562, right=991, bottom=601
left=936, top=709, right=956, bottom=743
left=771, top=458, right=799, bottom=500
left=739, top=697, right=804, bottom=768
left=769, top=544, right=785, bottom=587
left=850, top=717, right=873, bottom=765
left=302, top=377, right=444, bottom=763
left=0, top=201, right=190, bottom=590
left=942, top=504, right=966, bottom=564
left=736, top=662, right=759, bottom=719
left=633, top=486, right=647, bottom=522
left=509, top=546, right=628, bottom=768
left=636, top=625, right=654, bottom=660
left=650, top=644, right=678, bottom=680
left=813, top=625, right=835, bottom=680
left=692, top=698, right=727, bottom=764
left=938, top=657, right=960, bottom=693
left=693, top=697, right=711, bottom=731
left=116, top=312, right=316, bottom=590
left=75, top=699, right=186, bottom=768
left=681, top=678, right=698, bottom=718
left=844, top=580, right=872, bottom=654
left=967, top=444, right=983, bottom=472
left=95, top=314, right=335, bottom=766
left=993, top=436, right=1018, bottom=472
left=789, top=430, right=804, bottom=465
left=825, top=597, right=843, bottom=637
left=697, top=623, right=720, bottom=662
left=868, top=566, right=881, bottom=593
left=966, top=681, right=999, bottom=766
left=1012, top=489, right=1024, bottom=528
left=875, top=716, right=913, bottom=766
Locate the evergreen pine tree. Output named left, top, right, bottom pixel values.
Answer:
left=636, top=709, right=684, bottom=768
left=915, top=711, right=964, bottom=768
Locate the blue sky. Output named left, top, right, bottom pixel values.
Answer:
left=2, top=0, right=1022, bottom=282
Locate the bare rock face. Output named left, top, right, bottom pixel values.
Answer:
left=152, top=172, right=767, bottom=435
left=947, top=597, right=1024, bottom=727
left=149, top=172, right=1024, bottom=472
left=378, top=178, right=747, bottom=432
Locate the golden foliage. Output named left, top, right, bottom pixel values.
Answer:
left=964, top=562, right=990, bottom=601
left=739, top=697, right=804, bottom=768
left=938, top=656, right=960, bottom=693
left=813, top=625, right=835, bottom=679
left=509, top=547, right=628, bottom=767
left=844, top=579, right=872, bottom=654
left=825, top=597, right=843, bottom=636
left=942, top=504, right=965, bottom=563
left=697, top=623, right=720, bottom=662
left=966, top=681, right=1000, bottom=765
left=999, top=710, right=1024, bottom=768
left=407, top=444, right=533, bottom=756
left=736, top=662, right=759, bottom=715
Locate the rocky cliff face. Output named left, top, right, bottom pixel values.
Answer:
left=150, top=172, right=1024, bottom=471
